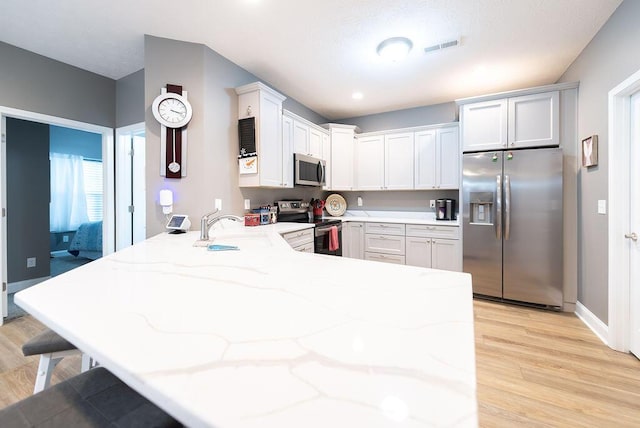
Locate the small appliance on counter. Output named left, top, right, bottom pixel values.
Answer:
left=436, top=199, right=456, bottom=221
left=166, top=215, right=191, bottom=233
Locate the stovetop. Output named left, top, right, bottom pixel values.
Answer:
left=275, top=200, right=340, bottom=227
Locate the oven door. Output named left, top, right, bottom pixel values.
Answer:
left=314, top=223, right=342, bottom=256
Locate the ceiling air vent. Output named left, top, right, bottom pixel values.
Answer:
left=423, top=39, right=459, bottom=54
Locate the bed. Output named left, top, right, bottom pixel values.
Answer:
left=68, top=221, right=102, bottom=260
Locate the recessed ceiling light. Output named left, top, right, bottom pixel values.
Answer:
left=376, top=37, right=413, bottom=61
left=352, top=92, right=364, bottom=100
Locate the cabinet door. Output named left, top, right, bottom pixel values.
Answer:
left=436, top=126, right=460, bottom=189
left=432, top=238, right=461, bottom=272
left=343, top=222, right=364, bottom=259
left=321, top=131, right=331, bottom=190
left=293, top=120, right=309, bottom=154
left=461, top=99, right=507, bottom=152
left=282, top=114, right=294, bottom=188
left=331, top=128, right=354, bottom=190
left=309, top=127, right=323, bottom=158
left=508, top=91, right=559, bottom=148
left=385, top=132, right=414, bottom=189
left=355, top=135, right=384, bottom=190
left=258, top=92, right=283, bottom=187
left=414, top=130, right=437, bottom=189
left=406, top=237, right=432, bottom=268
left=364, top=234, right=405, bottom=255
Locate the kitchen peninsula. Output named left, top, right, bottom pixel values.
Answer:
left=16, top=225, right=477, bottom=427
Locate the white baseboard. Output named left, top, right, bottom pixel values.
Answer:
left=8, top=277, right=50, bottom=294
left=575, top=301, right=609, bottom=346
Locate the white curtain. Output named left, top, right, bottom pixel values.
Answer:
left=50, top=152, right=89, bottom=232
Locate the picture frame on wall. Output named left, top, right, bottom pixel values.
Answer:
left=582, top=135, right=598, bottom=167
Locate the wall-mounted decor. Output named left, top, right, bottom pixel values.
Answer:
left=582, top=135, right=598, bottom=167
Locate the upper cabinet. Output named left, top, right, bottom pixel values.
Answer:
left=235, top=82, right=288, bottom=188
left=354, top=123, right=458, bottom=191
left=415, top=124, right=459, bottom=190
left=286, top=111, right=325, bottom=158
left=327, top=124, right=358, bottom=191
left=461, top=90, right=559, bottom=152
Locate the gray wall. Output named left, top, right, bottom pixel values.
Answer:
left=6, top=118, right=50, bottom=283
left=116, top=69, right=145, bottom=128
left=144, top=35, right=329, bottom=236
left=557, top=0, right=638, bottom=324
left=50, top=125, right=102, bottom=159
left=0, top=41, right=115, bottom=127
left=335, top=101, right=458, bottom=133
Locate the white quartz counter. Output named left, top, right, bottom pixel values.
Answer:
left=16, top=227, right=476, bottom=427
left=334, top=210, right=459, bottom=226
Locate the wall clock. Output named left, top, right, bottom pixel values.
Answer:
left=152, top=84, right=192, bottom=178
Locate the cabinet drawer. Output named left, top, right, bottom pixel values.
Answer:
left=405, top=224, right=460, bottom=239
left=365, top=222, right=405, bottom=236
left=281, top=228, right=314, bottom=248
left=292, top=241, right=314, bottom=253
left=365, top=252, right=405, bottom=265
left=365, top=234, right=405, bottom=255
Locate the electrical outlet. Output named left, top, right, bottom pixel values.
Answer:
left=215, top=198, right=222, bottom=211
left=430, top=200, right=436, bottom=209
left=357, top=196, right=363, bottom=207
left=244, top=199, right=251, bottom=210
left=27, top=257, right=36, bottom=268
left=63, top=235, right=69, bottom=243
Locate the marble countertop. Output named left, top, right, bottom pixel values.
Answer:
left=16, top=227, right=477, bottom=427
left=333, top=210, right=460, bottom=226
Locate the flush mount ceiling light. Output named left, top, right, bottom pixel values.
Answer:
left=376, top=37, right=413, bottom=61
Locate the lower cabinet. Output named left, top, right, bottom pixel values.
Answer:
left=281, top=228, right=314, bottom=253
left=343, top=222, right=365, bottom=259
left=405, top=224, right=461, bottom=271
left=364, top=222, right=406, bottom=265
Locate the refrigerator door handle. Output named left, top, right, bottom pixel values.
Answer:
left=495, top=174, right=502, bottom=240
left=504, top=174, right=511, bottom=240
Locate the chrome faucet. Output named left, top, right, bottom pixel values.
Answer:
left=200, top=210, right=243, bottom=241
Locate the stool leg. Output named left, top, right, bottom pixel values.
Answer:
left=80, top=353, right=92, bottom=372
left=34, top=354, right=63, bottom=394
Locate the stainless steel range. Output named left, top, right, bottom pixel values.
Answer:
left=276, top=200, right=342, bottom=256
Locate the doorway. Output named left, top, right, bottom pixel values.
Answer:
left=0, top=107, right=114, bottom=325
left=608, top=68, right=640, bottom=355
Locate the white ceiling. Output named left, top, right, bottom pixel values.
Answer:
left=0, top=0, right=622, bottom=120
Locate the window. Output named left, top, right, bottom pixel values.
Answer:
left=83, top=159, right=103, bottom=221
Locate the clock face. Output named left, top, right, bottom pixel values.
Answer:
left=152, top=92, right=193, bottom=128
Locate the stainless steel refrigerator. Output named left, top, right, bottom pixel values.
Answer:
left=462, top=147, right=563, bottom=308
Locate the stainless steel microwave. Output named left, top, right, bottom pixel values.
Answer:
left=294, top=153, right=326, bottom=186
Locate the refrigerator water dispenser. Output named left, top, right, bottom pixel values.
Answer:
left=469, top=192, right=493, bottom=224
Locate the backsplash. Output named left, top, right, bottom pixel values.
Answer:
left=329, top=190, right=459, bottom=213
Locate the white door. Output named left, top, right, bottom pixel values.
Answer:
left=630, top=92, right=640, bottom=358
left=115, top=124, right=146, bottom=250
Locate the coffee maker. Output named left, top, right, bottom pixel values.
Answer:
left=436, top=199, right=456, bottom=221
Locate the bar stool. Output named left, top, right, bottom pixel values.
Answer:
left=0, top=366, right=182, bottom=427
left=22, top=328, right=92, bottom=393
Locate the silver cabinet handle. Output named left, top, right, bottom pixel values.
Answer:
left=495, top=174, right=502, bottom=240
left=504, top=174, right=511, bottom=241
left=625, top=232, right=638, bottom=241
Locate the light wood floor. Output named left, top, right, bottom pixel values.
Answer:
left=1, top=300, right=639, bottom=426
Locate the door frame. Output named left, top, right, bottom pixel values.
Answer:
left=0, top=106, right=114, bottom=325
left=608, top=68, right=640, bottom=352
left=115, top=122, right=146, bottom=250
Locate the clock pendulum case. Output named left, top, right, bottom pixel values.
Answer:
left=152, top=84, right=193, bottom=178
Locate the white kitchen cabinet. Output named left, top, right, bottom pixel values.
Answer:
left=281, top=114, right=294, bottom=187
left=355, top=135, right=385, bottom=190
left=508, top=91, right=559, bottom=149
left=281, top=228, right=314, bottom=252
left=405, top=224, right=461, bottom=271
left=414, top=125, right=459, bottom=190
left=290, top=114, right=323, bottom=158
left=385, top=132, right=414, bottom=190
left=235, top=82, right=288, bottom=188
left=461, top=91, right=559, bottom=152
left=364, top=222, right=405, bottom=265
left=328, top=125, right=357, bottom=191
left=322, top=131, right=331, bottom=190
left=343, top=222, right=364, bottom=259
